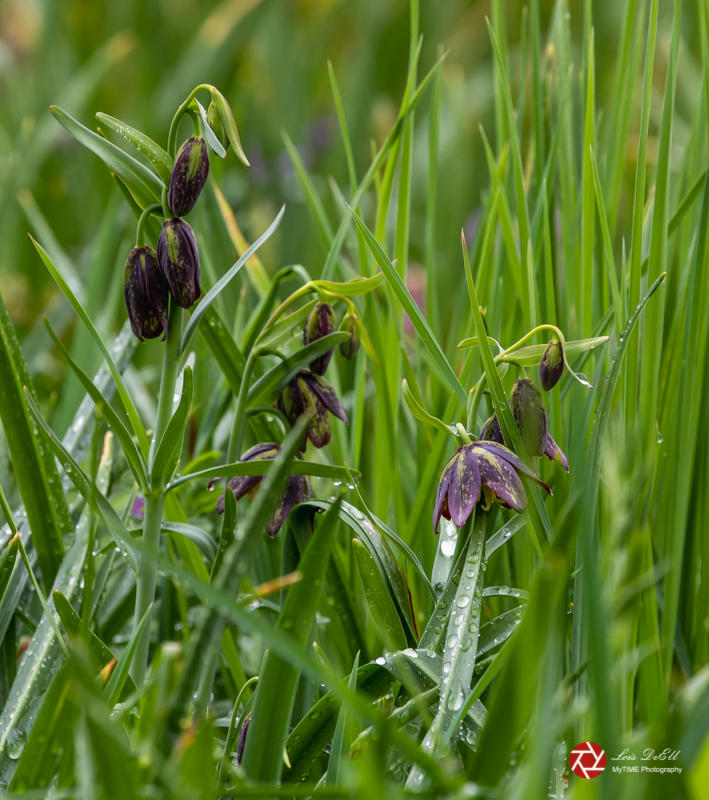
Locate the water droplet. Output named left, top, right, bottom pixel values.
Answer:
left=446, top=634, right=459, bottom=649
left=440, top=539, right=456, bottom=557
left=309, top=710, right=322, bottom=720
left=6, top=729, right=26, bottom=759
left=333, top=480, right=342, bottom=487
left=456, top=595, right=470, bottom=608
left=453, top=613, right=465, bottom=626
left=375, top=656, right=386, bottom=666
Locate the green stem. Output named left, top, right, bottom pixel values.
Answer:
left=131, top=304, right=183, bottom=684
left=136, top=203, right=163, bottom=246
left=226, top=350, right=258, bottom=462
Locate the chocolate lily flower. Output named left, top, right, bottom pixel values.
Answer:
left=157, top=218, right=201, bottom=308
left=216, top=443, right=311, bottom=537
left=539, top=338, right=564, bottom=390
left=168, top=136, right=209, bottom=216
left=433, top=440, right=550, bottom=532
left=303, top=301, right=336, bottom=375
left=277, top=370, right=348, bottom=449
left=480, top=378, right=569, bottom=471
left=123, top=246, right=169, bottom=341
left=339, top=312, right=360, bottom=359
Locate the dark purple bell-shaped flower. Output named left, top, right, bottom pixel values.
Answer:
left=539, top=338, right=564, bottom=390
left=277, top=370, right=348, bottom=450
left=303, top=302, right=336, bottom=375
left=157, top=218, right=201, bottom=309
left=216, top=443, right=311, bottom=537
left=168, top=137, right=210, bottom=217
left=433, top=440, right=550, bottom=532
left=123, top=246, right=169, bottom=341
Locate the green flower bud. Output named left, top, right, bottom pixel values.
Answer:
left=510, top=377, right=548, bottom=457
left=539, top=338, right=564, bottom=390
left=339, top=312, right=360, bottom=359
left=123, top=246, right=169, bottom=341
left=168, top=136, right=210, bottom=217
left=303, top=301, right=336, bottom=375
left=207, top=100, right=229, bottom=152
left=157, top=218, right=201, bottom=308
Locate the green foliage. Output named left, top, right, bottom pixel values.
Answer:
left=1, top=1, right=708, bottom=798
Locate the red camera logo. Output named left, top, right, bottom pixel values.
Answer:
left=569, top=742, right=607, bottom=779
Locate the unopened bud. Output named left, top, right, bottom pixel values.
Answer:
left=157, top=218, right=201, bottom=308
left=303, top=301, right=336, bottom=375
left=338, top=313, right=360, bottom=359
left=510, top=377, right=548, bottom=457
left=123, top=246, right=169, bottom=341
left=539, top=338, right=564, bottom=390
left=168, top=137, right=209, bottom=217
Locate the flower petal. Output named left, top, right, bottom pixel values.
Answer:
left=304, top=389, right=332, bottom=448
left=266, top=474, right=311, bottom=536
left=475, top=441, right=551, bottom=495
left=432, top=456, right=455, bottom=533
left=544, top=432, right=569, bottom=471
left=447, top=445, right=481, bottom=528
left=241, top=442, right=280, bottom=462
left=306, top=373, right=348, bottom=423
left=476, top=447, right=527, bottom=512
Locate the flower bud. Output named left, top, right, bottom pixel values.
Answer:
left=539, top=338, right=564, bottom=390
left=510, top=377, right=548, bottom=457
left=206, top=101, right=229, bottom=152
left=303, top=301, right=336, bottom=375
left=157, top=218, right=201, bottom=308
left=167, top=137, right=209, bottom=217
left=339, top=312, right=360, bottom=359
left=123, top=246, right=169, bottom=341
left=480, top=413, right=504, bottom=444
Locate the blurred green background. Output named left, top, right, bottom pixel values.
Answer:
left=0, top=0, right=652, bottom=332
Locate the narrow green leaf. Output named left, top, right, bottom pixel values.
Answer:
left=94, top=112, right=173, bottom=183
left=350, top=208, right=466, bottom=406
left=0, top=294, right=68, bottom=589
left=180, top=205, right=286, bottom=354
left=241, top=498, right=342, bottom=782
left=43, top=319, right=148, bottom=489
left=353, top=539, right=408, bottom=651
left=151, top=366, right=193, bottom=489
left=30, top=236, right=150, bottom=455
left=50, top=105, right=163, bottom=207
left=53, top=591, right=114, bottom=668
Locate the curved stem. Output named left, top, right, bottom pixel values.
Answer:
left=226, top=350, right=258, bottom=462
left=135, top=203, right=163, bottom=247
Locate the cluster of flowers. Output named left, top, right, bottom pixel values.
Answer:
left=434, top=338, right=568, bottom=532
left=217, top=301, right=359, bottom=535
left=123, top=136, right=210, bottom=339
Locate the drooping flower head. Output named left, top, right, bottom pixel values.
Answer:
left=216, top=443, right=311, bottom=537
left=339, top=312, right=360, bottom=359
left=480, top=377, right=569, bottom=471
left=539, top=338, right=564, bottom=390
left=157, top=218, right=201, bottom=309
left=277, top=370, right=348, bottom=450
left=433, top=440, right=550, bottom=532
left=303, top=301, right=336, bottom=375
left=123, top=246, right=169, bottom=341
left=168, top=136, right=210, bottom=217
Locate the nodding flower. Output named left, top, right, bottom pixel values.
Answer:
left=168, top=136, right=210, bottom=217
left=277, top=370, right=348, bottom=450
left=481, top=377, right=569, bottom=471
left=303, top=301, right=336, bottom=375
left=433, top=439, right=550, bottom=533
left=157, top=218, right=201, bottom=309
left=123, top=246, right=169, bottom=341
left=216, top=443, right=311, bottom=537
left=539, top=338, right=564, bottom=390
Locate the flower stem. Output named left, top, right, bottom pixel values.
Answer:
left=131, top=303, right=183, bottom=684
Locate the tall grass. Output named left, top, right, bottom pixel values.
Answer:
left=0, top=1, right=708, bottom=798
